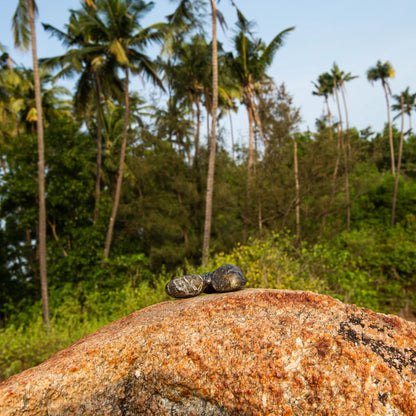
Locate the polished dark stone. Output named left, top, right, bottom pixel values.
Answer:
left=165, top=264, right=246, bottom=298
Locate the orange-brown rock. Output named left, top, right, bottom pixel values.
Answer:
left=1, top=289, right=416, bottom=415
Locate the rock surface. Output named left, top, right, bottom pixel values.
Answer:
left=1, top=289, right=416, bottom=415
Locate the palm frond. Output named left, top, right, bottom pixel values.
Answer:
left=13, top=0, right=33, bottom=50
left=216, top=9, right=227, bottom=32
left=42, top=23, right=74, bottom=46
left=258, top=27, right=294, bottom=71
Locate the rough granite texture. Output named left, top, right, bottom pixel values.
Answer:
left=1, top=289, right=416, bottom=415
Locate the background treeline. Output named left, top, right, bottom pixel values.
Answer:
left=1, top=0, right=416, bottom=380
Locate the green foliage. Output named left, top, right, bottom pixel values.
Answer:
left=188, top=228, right=416, bottom=315
left=3, top=0, right=416, bottom=387
left=195, top=231, right=328, bottom=294
left=2, top=225, right=416, bottom=382
left=0, top=273, right=169, bottom=382
left=352, top=171, right=416, bottom=227
left=332, top=224, right=416, bottom=310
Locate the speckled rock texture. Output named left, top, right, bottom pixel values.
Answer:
left=1, top=289, right=416, bottom=415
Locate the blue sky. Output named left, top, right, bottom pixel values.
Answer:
left=1, top=0, right=415, bottom=137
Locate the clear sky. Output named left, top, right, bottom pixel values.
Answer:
left=1, top=0, right=416, bottom=135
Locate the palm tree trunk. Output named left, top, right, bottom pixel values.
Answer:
left=391, top=94, right=404, bottom=227
left=206, top=108, right=210, bottom=146
left=247, top=104, right=254, bottom=178
left=202, top=0, right=218, bottom=265
left=319, top=125, right=341, bottom=236
left=293, top=138, right=301, bottom=242
left=242, top=104, right=254, bottom=245
left=248, top=88, right=264, bottom=147
left=341, top=85, right=350, bottom=130
left=334, top=80, right=350, bottom=232
left=325, top=96, right=333, bottom=140
left=333, top=79, right=343, bottom=131
left=29, top=0, right=49, bottom=325
left=320, top=95, right=344, bottom=236
left=194, top=96, right=201, bottom=167
left=340, top=86, right=352, bottom=171
left=93, top=71, right=103, bottom=223
left=103, top=66, right=129, bottom=260
left=229, top=110, right=235, bottom=163
left=342, top=135, right=351, bottom=233
left=383, top=82, right=396, bottom=176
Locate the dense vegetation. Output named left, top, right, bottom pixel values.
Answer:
left=1, top=0, right=416, bottom=381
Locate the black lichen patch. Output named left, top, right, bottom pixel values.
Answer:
left=348, top=315, right=365, bottom=328
left=368, top=323, right=394, bottom=338
left=378, top=392, right=388, bottom=406
left=338, top=315, right=416, bottom=375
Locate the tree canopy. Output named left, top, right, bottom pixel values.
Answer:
left=1, top=0, right=416, bottom=379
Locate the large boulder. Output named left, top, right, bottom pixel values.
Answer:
left=1, top=289, right=416, bottom=415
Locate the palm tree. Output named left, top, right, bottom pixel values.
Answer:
left=166, top=34, right=211, bottom=165
left=329, top=63, right=345, bottom=134
left=331, top=62, right=358, bottom=130
left=367, top=60, right=396, bottom=175
left=13, top=0, right=49, bottom=325
left=168, top=0, right=233, bottom=263
left=391, top=94, right=405, bottom=227
left=312, top=72, right=334, bottom=132
left=293, top=135, right=300, bottom=241
left=202, top=0, right=219, bottom=264
left=1, top=66, right=71, bottom=135
left=218, top=52, right=241, bottom=163
left=163, top=0, right=202, bottom=54
left=391, top=88, right=414, bottom=227
left=42, top=5, right=123, bottom=223
left=232, top=11, right=293, bottom=165
left=230, top=8, right=294, bottom=242
left=161, top=0, right=205, bottom=162
left=0, top=66, right=32, bottom=137
left=330, top=63, right=357, bottom=233
left=392, top=87, right=416, bottom=133
left=313, top=72, right=344, bottom=235
left=79, top=0, right=165, bottom=260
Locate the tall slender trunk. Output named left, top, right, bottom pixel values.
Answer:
left=247, top=104, right=254, bottom=180
left=325, top=96, right=333, bottom=140
left=391, top=94, right=404, bottom=227
left=202, top=0, right=218, bottom=265
left=253, top=129, right=262, bottom=237
left=194, top=96, right=201, bottom=166
left=293, top=138, right=300, bottom=242
left=319, top=95, right=341, bottom=236
left=341, top=86, right=351, bottom=232
left=229, top=110, right=235, bottom=163
left=340, top=86, right=352, bottom=178
left=242, top=104, right=254, bottom=245
left=341, top=85, right=350, bottom=130
left=334, top=80, right=350, bottom=233
left=334, top=79, right=343, bottom=132
left=383, top=82, right=395, bottom=176
left=206, top=108, right=210, bottom=146
left=103, top=66, right=129, bottom=260
left=319, top=125, right=341, bottom=236
left=342, top=131, right=351, bottom=233
left=29, top=0, right=49, bottom=325
left=93, top=71, right=103, bottom=223
left=194, top=95, right=201, bottom=167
